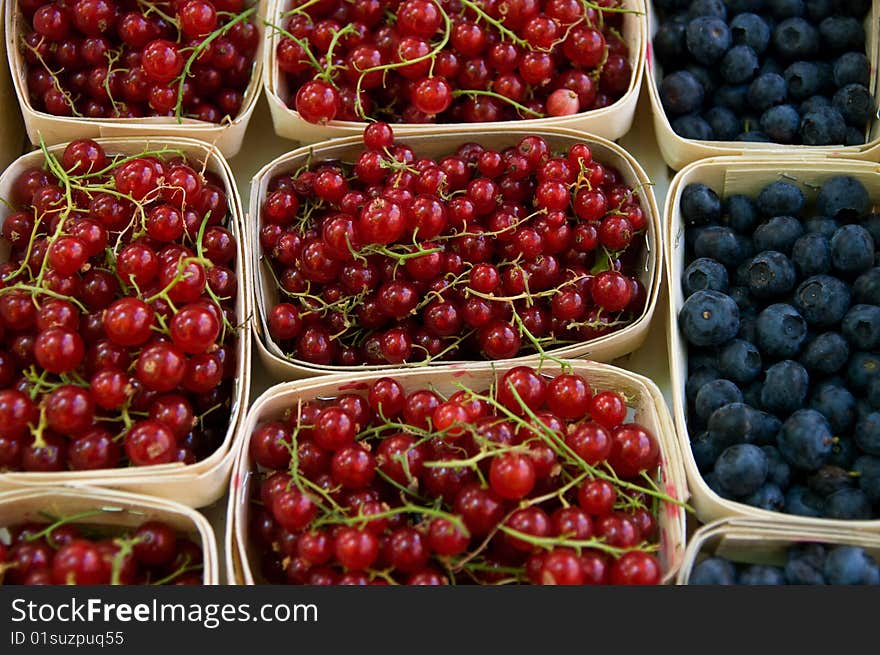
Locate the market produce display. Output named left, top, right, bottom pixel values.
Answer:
left=272, top=0, right=636, bottom=124
left=653, top=0, right=876, bottom=144
left=677, top=175, right=880, bottom=520
left=0, top=139, right=240, bottom=472
left=259, top=124, right=651, bottom=366
left=0, top=516, right=205, bottom=585
left=688, top=541, right=880, bottom=584
left=247, top=365, right=681, bottom=585
left=15, top=0, right=259, bottom=121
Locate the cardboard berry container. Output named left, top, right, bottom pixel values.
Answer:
left=665, top=154, right=880, bottom=531
left=0, top=486, right=219, bottom=583
left=0, top=136, right=252, bottom=509
left=249, top=126, right=662, bottom=379
left=224, top=359, right=690, bottom=585
left=675, top=517, right=880, bottom=584
left=645, top=0, right=880, bottom=171
left=3, top=0, right=267, bottom=158
left=261, top=0, right=647, bottom=145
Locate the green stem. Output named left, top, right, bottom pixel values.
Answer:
left=451, top=89, right=545, bottom=117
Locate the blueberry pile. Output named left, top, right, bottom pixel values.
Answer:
left=653, top=0, right=877, bottom=145
left=678, top=175, right=880, bottom=520
left=689, top=542, right=880, bottom=584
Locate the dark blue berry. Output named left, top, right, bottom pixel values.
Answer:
left=683, top=257, right=730, bottom=296
left=686, top=366, right=722, bottom=404
left=680, top=290, right=741, bottom=347
left=696, top=379, right=744, bottom=421
left=846, top=127, right=867, bottom=146
left=747, top=251, right=796, bottom=299
left=707, top=402, right=760, bottom=448
left=824, top=487, right=872, bottom=519
left=831, top=227, right=874, bottom=277
left=755, top=303, right=807, bottom=358
left=761, top=359, right=810, bottom=415
left=753, top=215, right=804, bottom=253
left=760, top=104, right=801, bottom=142
left=807, top=464, right=855, bottom=497
left=855, top=411, right=880, bottom=456
left=681, top=182, right=722, bottom=226
left=785, top=544, right=826, bottom=584
left=714, top=83, right=750, bottom=113
left=783, top=61, right=821, bottom=99
left=846, top=351, right=880, bottom=391
left=689, top=557, right=738, bottom=585
left=720, top=45, right=760, bottom=84
left=729, top=12, right=771, bottom=53
left=778, top=408, right=833, bottom=470
left=691, top=430, right=720, bottom=472
left=704, top=106, right=742, bottom=140
left=686, top=16, right=732, bottom=63
left=739, top=565, right=786, bottom=585
left=799, top=94, right=831, bottom=115
left=773, top=17, right=820, bottom=59
left=762, top=445, right=792, bottom=487
left=833, top=52, right=870, bottom=87
left=800, top=106, right=847, bottom=144
left=832, top=83, right=876, bottom=127
left=804, top=214, right=838, bottom=238
left=824, top=546, right=880, bottom=585
left=747, top=72, right=788, bottom=111
left=695, top=226, right=749, bottom=267
left=743, top=482, right=785, bottom=510
left=794, top=274, right=851, bottom=327
left=673, top=115, right=716, bottom=140
left=809, top=383, right=856, bottom=434
left=853, top=268, right=880, bottom=305
left=819, top=15, right=865, bottom=52
left=756, top=180, right=804, bottom=217
left=829, top=436, right=856, bottom=468
left=767, top=0, right=805, bottom=18
left=819, top=175, right=870, bottom=220
left=660, top=70, right=706, bottom=116
left=792, top=233, right=832, bottom=277
left=690, top=348, right=720, bottom=372
left=842, top=304, right=880, bottom=350
left=725, top=194, right=758, bottom=234
left=714, top=443, right=768, bottom=496
left=785, top=484, right=825, bottom=517
left=688, top=0, right=727, bottom=18
left=800, top=331, right=850, bottom=374
left=853, top=455, right=880, bottom=504
left=719, top=338, right=763, bottom=383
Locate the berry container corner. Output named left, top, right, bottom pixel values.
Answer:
left=0, top=136, right=253, bottom=509
left=3, top=0, right=268, bottom=159
left=261, top=0, right=647, bottom=145
left=644, top=0, right=880, bottom=171
left=248, top=126, right=663, bottom=379
left=675, top=517, right=880, bottom=584
left=665, top=153, right=880, bottom=532
left=224, top=360, right=690, bottom=585
left=0, top=486, right=220, bottom=583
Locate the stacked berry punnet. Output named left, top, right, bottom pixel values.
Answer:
left=0, top=139, right=240, bottom=473
left=246, top=365, right=685, bottom=585
left=653, top=0, right=877, bottom=145
left=0, top=514, right=205, bottom=585
left=16, top=0, right=259, bottom=122
left=259, top=124, right=650, bottom=367
left=676, top=173, right=880, bottom=520
left=689, top=541, right=880, bottom=585
left=272, top=0, right=637, bottom=125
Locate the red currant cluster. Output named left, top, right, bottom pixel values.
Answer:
left=1, top=517, right=203, bottom=585
left=276, top=0, right=635, bottom=124
left=0, top=139, right=239, bottom=473
left=261, top=124, right=649, bottom=367
left=250, top=366, right=674, bottom=585
left=19, top=0, right=258, bottom=121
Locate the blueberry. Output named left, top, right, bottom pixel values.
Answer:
left=681, top=182, right=722, bottom=226
left=833, top=52, right=870, bottom=88
left=696, top=379, right=744, bottom=422
left=842, top=304, right=880, bottom=350
left=682, top=258, right=729, bottom=297
left=673, top=115, right=716, bottom=140
left=757, top=180, right=804, bottom=217
left=729, top=12, right=771, bottom=53
left=846, top=127, right=867, bottom=146
left=725, top=194, right=758, bottom=234
left=869, top=377, right=880, bottom=409
left=792, top=234, right=832, bottom=277
left=799, top=94, right=831, bottom=115
left=756, top=303, right=807, bottom=358
left=855, top=411, right=880, bottom=456
left=759, top=56, right=786, bottom=77
left=760, top=104, right=801, bottom=143
left=689, top=0, right=728, bottom=17
left=824, top=488, right=872, bottom=519
left=747, top=73, right=788, bottom=111
left=739, top=565, right=786, bottom=585
left=686, top=366, right=722, bottom=404
left=778, top=408, right=833, bottom=471
left=862, top=213, right=880, bottom=246
left=661, top=71, right=706, bottom=116
left=820, top=175, right=871, bottom=220
left=753, top=216, right=804, bottom=254
left=831, top=225, right=873, bottom=274
left=785, top=544, right=827, bottom=584
left=691, top=430, right=721, bottom=472
left=800, top=332, right=850, bottom=374
left=856, top=397, right=874, bottom=422
left=753, top=408, right=783, bottom=446
left=824, top=546, right=880, bottom=585
left=743, top=482, right=786, bottom=511
left=853, top=455, right=880, bottom=503
left=690, top=348, right=720, bottom=372
left=815, top=60, right=835, bottom=93
left=794, top=275, right=851, bottom=327
left=738, top=317, right=758, bottom=343
left=715, top=443, right=769, bottom=496
left=686, top=16, right=732, bottom=63
left=804, top=0, right=833, bottom=20
left=714, top=83, right=751, bottom=113
left=703, top=106, right=742, bottom=141
left=783, top=61, right=821, bottom=100
left=762, top=445, right=792, bottom=487
left=804, top=215, right=839, bottom=238
left=761, top=359, right=810, bottom=415
left=819, top=16, right=865, bottom=52
left=800, top=107, right=847, bottom=145
left=680, top=290, right=741, bottom=347
left=809, top=384, right=857, bottom=434
left=689, top=557, right=738, bottom=585
left=727, top=285, right=756, bottom=310
left=695, top=226, right=749, bottom=267
left=808, top=465, right=856, bottom=497
left=767, top=0, right=805, bottom=17
left=704, top=471, right=728, bottom=497
left=718, top=339, right=763, bottom=384
left=853, top=268, right=880, bottom=306
left=772, top=17, right=819, bottom=59
left=718, top=45, right=760, bottom=85
left=745, top=251, right=794, bottom=299
left=742, top=379, right=764, bottom=408
left=785, top=484, right=826, bottom=517
left=832, top=83, right=876, bottom=127
left=708, top=402, right=759, bottom=447
left=846, top=351, right=880, bottom=391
